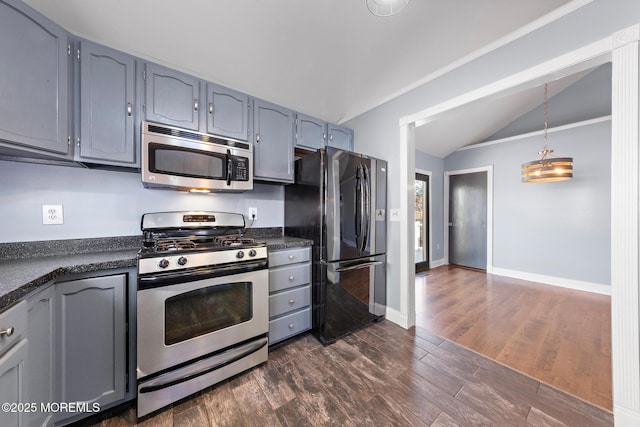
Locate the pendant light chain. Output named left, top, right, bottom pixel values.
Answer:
left=541, top=83, right=551, bottom=160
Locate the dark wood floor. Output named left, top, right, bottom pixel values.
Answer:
left=416, top=265, right=612, bottom=411
left=91, top=320, right=612, bottom=427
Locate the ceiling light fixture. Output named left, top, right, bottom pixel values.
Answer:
left=521, top=83, right=573, bottom=183
left=366, top=0, right=410, bottom=17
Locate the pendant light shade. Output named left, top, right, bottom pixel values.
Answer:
left=521, top=154, right=573, bottom=183
left=366, top=0, right=410, bottom=17
left=521, top=83, right=573, bottom=183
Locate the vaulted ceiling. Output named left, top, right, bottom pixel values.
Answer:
left=23, top=0, right=573, bottom=130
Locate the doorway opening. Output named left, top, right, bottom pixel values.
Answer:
left=415, top=172, right=430, bottom=273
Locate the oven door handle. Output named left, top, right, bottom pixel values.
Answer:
left=138, top=259, right=268, bottom=290
left=139, top=336, right=268, bottom=394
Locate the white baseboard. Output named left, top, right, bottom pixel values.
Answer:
left=492, top=267, right=611, bottom=296
left=384, top=306, right=410, bottom=329
left=615, top=405, right=640, bottom=426
left=430, top=258, right=446, bottom=268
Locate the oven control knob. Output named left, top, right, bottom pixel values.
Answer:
left=236, top=250, right=245, bottom=259
left=158, top=259, right=170, bottom=269
left=248, top=249, right=257, bottom=257
left=177, top=256, right=188, bottom=266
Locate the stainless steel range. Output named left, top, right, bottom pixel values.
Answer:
left=136, top=211, right=268, bottom=417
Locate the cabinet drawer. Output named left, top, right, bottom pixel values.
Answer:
left=269, top=264, right=310, bottom=292
left=0, top=301, right=26, bottom=356
left=269, top=308, right=311, bottom=345
left=268, top=247, right=311, bottom=268
left=269, top=285, right=311, bottom=318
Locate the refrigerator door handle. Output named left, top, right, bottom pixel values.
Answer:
left=355, top=164, right=363, bottom=252
left=335, top=260, right=384, bottom=272
left=361, top=163, right=371, bottom=253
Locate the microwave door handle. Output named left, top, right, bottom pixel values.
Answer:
left=226, top=149, right=232, bottom=186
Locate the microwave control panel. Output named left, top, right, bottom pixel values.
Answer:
left=232, top=157, right=249, bottom=181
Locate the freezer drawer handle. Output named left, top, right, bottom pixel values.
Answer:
left=335, top=261, right=383, bottom=272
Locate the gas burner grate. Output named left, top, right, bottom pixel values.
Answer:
left=155, top=238, right=198, bottom=252
left=213, top=236, right=256, bottom=247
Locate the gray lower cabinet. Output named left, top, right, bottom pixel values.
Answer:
left=75, top=39, right=137, bottom=167
left=55, top=273, right=127, bottom=424
left=0, top=301, right=28, bottom=427
left=0, top=0, right=70, bottom=158
left=327, top=123, right=354, bottom=151
left=268, top=247, right=312, bottom=345
left=253, top=99, right=295, bottom=183
left=143, top=62, right=201, bottom=131
left=27, top=284, right=56, bottom=427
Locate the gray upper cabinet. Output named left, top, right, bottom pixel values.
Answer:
left=55, top=274, right=126, bottom=423
left=76, top=40, right=137, bottom=166
left=144, top=63, right=201, bottom=131
left=206, top=83, right=250, bottom=141
left=0, top=0, right=70, bottom=157
left=327, top=123, right=354, bottom=151
left=253, top=99, right=295, bottom=183
left=295, top=113, right=326, bottom=151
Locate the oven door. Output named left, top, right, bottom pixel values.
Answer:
left=137, top=267, right=268, bottom=378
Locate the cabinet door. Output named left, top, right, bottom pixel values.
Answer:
left=56, top=274, right=126, bottom=421
left=253, top=99, right=294, bottom=183
left=27, top=285, right=55, bottom=427
left=0, top=339, right=27, bottom=427
left=77, top=40, right=137, bottom=166
left=295, top=113, right=326, bottom=151
left=206, top=83, right=250, bottom=141
left=0, top=0, right=69, bottom=156
left=144, top=63, right=201, bottom=131
left=327, top=124, right=354, bottom=151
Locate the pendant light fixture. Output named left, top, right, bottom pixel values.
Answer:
left=521, top=83, right=573, bottom=183
left=366, top=0, right=410, bottom=17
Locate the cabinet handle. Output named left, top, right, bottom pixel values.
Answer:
left=0, top=326, right=15, bottom=337
left=288, top=255, right=295, bottom=260
left=127, top=102, right=133, bottom=117
left=76, top=137, right=80, bottom=148
left=323, top=132, right=327, bottom=141
left=288, top=276, right=295, bottom=281
left=209, top=103, right=213, bottom=115
left=288, top=323, right=294, bottom=329
left=194, top=99, right=198, bottom=112
left=256, top=133, right=260, bottom=143
left=289, top=299, right=295, bottom=305
left=329, top=133, right=333, bottom=141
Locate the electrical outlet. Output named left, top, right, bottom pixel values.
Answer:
left=42, top=204, right=64, bottom=225
left=248, top=207, right=258, bottom=221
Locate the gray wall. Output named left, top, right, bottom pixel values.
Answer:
left=445, top=120, right=611, bottom=285
left=346, top=0, right=640, bottom=312
left=415, top=150, right=445, bottom=263
left=0, top=160, right=284, bottom=243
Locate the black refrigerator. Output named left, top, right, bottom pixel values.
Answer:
left=285, top=147, right=387, bottom=344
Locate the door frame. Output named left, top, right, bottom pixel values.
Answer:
left=444, top=166, right=493, bottom=272
left=415, top=169, right=432, bottom=272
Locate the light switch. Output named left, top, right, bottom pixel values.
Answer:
left=390, top=209, right=401, bottom=222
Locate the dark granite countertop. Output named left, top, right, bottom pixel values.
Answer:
left=0, top=232, right=312, bottom=312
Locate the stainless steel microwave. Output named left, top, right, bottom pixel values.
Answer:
left=141, top=122, right=253, bottom=193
